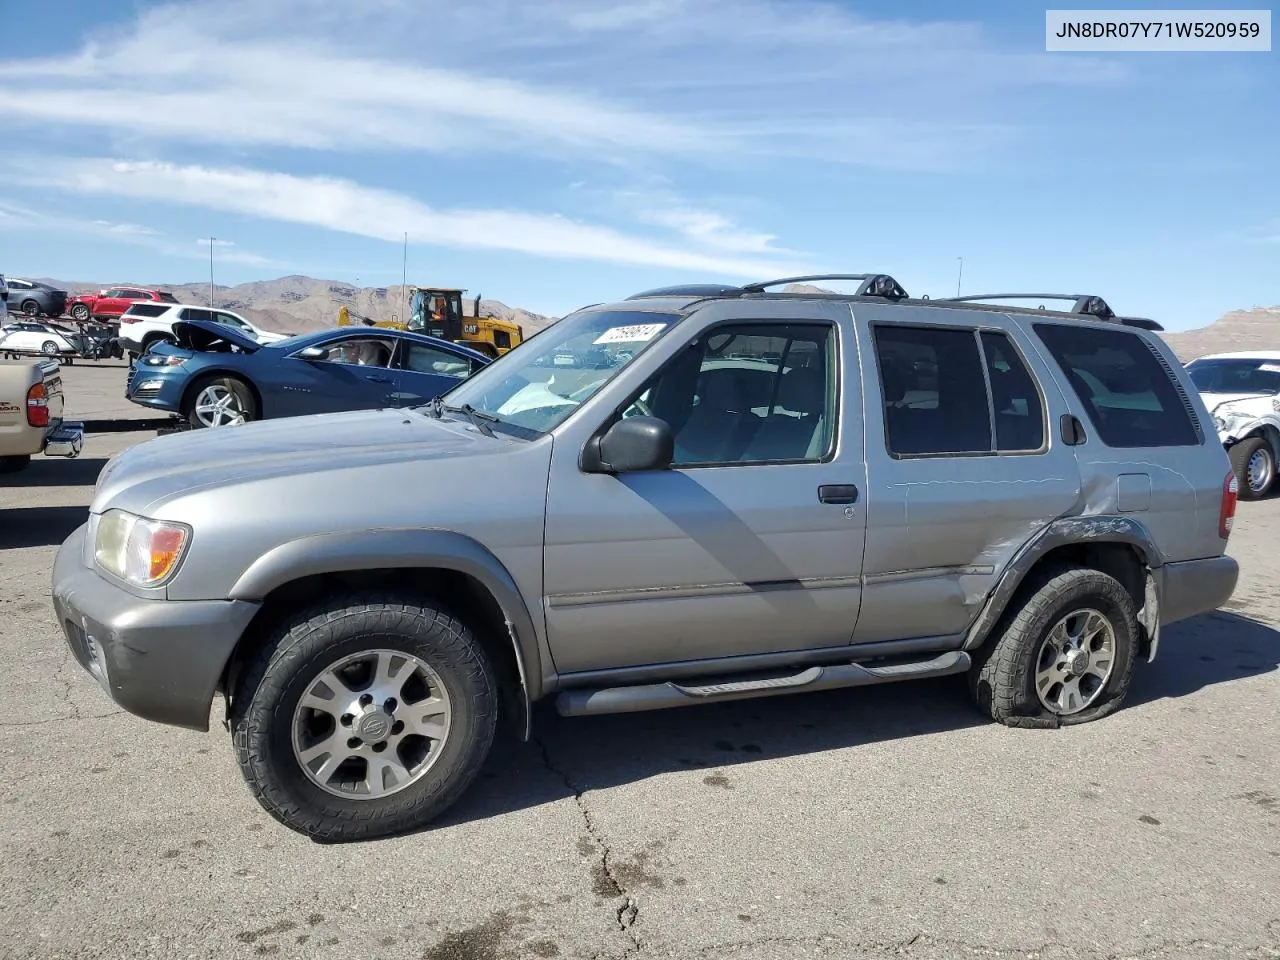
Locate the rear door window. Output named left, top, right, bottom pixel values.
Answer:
left=1034, top=323, right=1201, bottom=447
left=981, top=331, right=1045, bottom=452
left=873, top=325, right=992, bottom=456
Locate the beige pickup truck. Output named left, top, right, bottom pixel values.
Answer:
left=0, top=358, right=83, bottom=473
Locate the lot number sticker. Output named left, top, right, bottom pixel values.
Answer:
left=594, top=323, right=667, bottom=345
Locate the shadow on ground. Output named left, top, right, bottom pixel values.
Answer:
left=429, top=610, right=1280, bottom=835
left=0, top=457, right=110, bottom=490
left=0, top=506, right=89, bottom=549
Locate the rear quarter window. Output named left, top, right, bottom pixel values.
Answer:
left=125, top=303, right=171, bottom=318
left=1034, top=323, right=1201, bottom=448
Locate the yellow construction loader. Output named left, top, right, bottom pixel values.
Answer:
left=337, top=287, right=523, bottom=358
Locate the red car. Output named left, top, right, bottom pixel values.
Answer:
left=67, top=286, right=179, bottom=322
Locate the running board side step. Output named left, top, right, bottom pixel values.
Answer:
left=554, top=651, right=971, bottom=717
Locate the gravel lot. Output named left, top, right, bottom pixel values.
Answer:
left=3, top=363, right=1279, bottom=960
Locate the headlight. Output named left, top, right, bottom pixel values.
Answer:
left=94, top=509, right=191, bottom=586
left=142, top=355, right=186, bottom=366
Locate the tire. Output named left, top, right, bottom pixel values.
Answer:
left=968, top=565, right=1138, bottom=728
left=0, top=455, right=31, bottom=474
left=40, top=340, right=59, bottom=356
left=70, top=304, right=90, bottom=322
left=183, top=374, right=258, bottom=428
left=20, top=300, right=40, bottom=317
left=229, top=593, right=499, bottom=842
left=1229, top=436, right=1275, bottom=501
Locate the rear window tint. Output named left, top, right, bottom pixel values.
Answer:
left=1033, top=323, right=1201, bottom=448
left=125, top=303, right=170, bottom=318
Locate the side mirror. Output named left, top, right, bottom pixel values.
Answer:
left=583, top=416, right=673, bottom=473
left=297, top=346, right=326, bottom=360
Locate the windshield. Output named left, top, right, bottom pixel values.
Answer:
left=1187, top=359, right=1280, bottom=395
left=437, top=307, right=683, bottom=435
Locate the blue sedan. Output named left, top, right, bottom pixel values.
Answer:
left=126, top=320, right=492, bottom=428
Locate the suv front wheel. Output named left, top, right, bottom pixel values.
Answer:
left=969, top=566, right=1138, bottom=727
left=230, top=592, right=499, bottom=842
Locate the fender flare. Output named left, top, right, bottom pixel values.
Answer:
left=962, top=515, right=1164, bottom=656
left=229, top=528, right=544, bottom=738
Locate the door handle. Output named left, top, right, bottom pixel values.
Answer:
left=818, top=484, right=858, bottom=504
left=365, top=374, right=392, bottom=383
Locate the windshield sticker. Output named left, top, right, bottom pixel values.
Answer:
left=593, top=323, right=667, bottom=345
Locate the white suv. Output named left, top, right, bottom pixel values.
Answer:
left=119, top=302, right=293, bottom=359
left=1185, top=350, right=1280, bottom=500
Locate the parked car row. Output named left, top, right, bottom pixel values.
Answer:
left=127, top=319, right=491, bottom=428
left=0, top=318, right=124, bottom=363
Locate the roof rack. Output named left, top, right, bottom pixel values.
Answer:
left=625, top=284, right=745, bottom=300
left=739, top=273, right=909, bottom=300
left=934, top=293, right=1163, bottom=332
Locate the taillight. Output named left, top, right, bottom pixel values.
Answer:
left=26, top=382, right=49, bottom=428
left=1219, top=470, right=1238, bottom=539
left=120, top=315, right=136, bottom=324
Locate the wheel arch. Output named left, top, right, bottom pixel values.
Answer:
left=964, top=516, right=1162, bottom=661
left=221, top=529, right=544, bottom=741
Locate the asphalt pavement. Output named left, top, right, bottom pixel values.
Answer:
left=1, top=363, right=1278, bottom=960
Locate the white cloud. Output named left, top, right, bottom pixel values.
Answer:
left=0, top=0, right=1126, bottom=171
left=5, top=157, right=819, bottom=278
left=0, top=198, right=278, bottom=267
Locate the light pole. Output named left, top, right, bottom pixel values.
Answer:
left=208, top=237, right=216, bottom=307
left=956, top=257, right=964, bottom=297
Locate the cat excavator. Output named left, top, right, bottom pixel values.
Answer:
left=336, top=286, right=523, bottom=358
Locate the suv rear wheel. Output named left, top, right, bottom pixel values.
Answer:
left=230, top=593, right=498, bottom=842
left=969, top=566, right=1138, bottom=727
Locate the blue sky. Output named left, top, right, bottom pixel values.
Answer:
left=0, top=0, right=1276, bottom=327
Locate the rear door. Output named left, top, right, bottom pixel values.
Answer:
left=391, top=340, right=481, bottom=407
left=851, top=304, right=1084, bottom=645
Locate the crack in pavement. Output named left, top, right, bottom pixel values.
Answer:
left=535, top=736, right=643, bottom=957
left=0, top=710, right=124, bottom=728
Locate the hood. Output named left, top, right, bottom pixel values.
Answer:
left=92, top=406, right=518, bottom=517
left=172, top=318, right=264, bottom=353
left=1199, top=391, right=1277, bottom=413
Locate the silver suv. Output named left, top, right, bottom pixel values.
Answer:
left=52, top=275, right=1240, bottom=841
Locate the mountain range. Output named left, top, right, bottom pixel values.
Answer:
left=28, top=275, right=1279, bottom=361
left=32, top=275, right=559, bottom=338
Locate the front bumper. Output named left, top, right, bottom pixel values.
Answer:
left=50, top=523, right=261, bottom=731
left=1158, top=554, right=1240, bottom=626
left=124, top=365, right=185, bottom=412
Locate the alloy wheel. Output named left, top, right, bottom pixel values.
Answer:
left=1034, top=608, right=1116, bottom=715
left=192, top=384, right=248, bottom=427
left=291, top=649, right=453, bottom=800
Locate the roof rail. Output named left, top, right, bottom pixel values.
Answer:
left=740, top=273, right=909, bottom=300
left=935, top=292, right=1163, bottom=332
left=625, top=284, right=745, bottom=300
